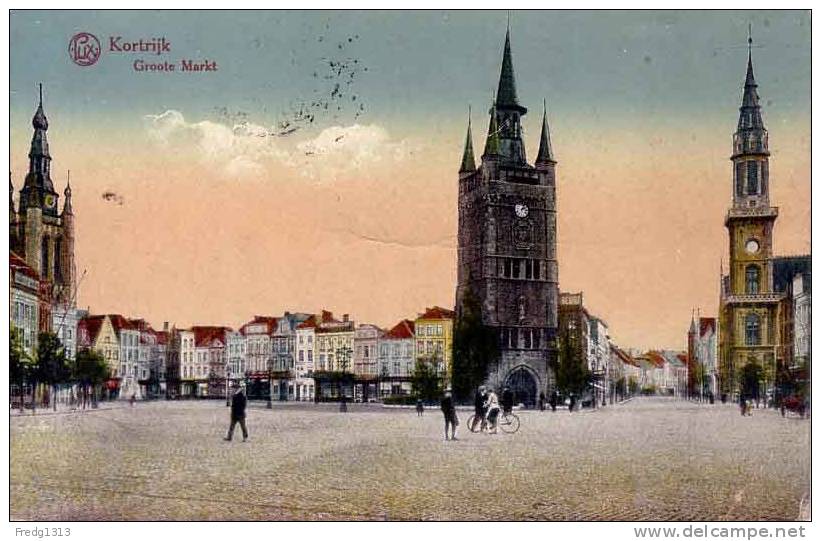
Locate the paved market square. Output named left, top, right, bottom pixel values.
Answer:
left=10, top=397, right=810, bottom=520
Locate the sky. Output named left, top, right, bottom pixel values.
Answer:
left=8, top=10, right=811, bottom=349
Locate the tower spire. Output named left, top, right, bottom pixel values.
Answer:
left=63, top=170, right=73, bottom=215
left=459, top=106, right=476, bottom=173
left=483, top=100, right=501, bottom=157
left=738, top=26, right=763, bottom=130
left=536, top=98, right=555, bottom=164
left=22, top=83, right=57, bottom=211
left=495, top=25, right=524, bottom=113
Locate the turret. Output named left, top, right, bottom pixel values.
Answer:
left=459, top=108, right=476, bottom=174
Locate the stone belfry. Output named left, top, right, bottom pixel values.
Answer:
left=455, top=26, right=559, bottom=405
left=10, top=85, right=76, bottom=307
left=718, top=32, right=781, bottom=396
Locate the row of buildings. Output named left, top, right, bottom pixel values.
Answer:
left=49, top=307, right=454, bottom=402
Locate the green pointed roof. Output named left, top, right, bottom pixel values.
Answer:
left=459, top=113, right=476, bottom=173
left=536, top=100, right=555, bottom=164
left=738, top=46, right=764, bottom=131
left=495, top=29, right=526, bottom=114
left=483, top=104, right=501, bottom=157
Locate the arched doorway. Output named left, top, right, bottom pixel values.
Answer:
left=505, top=366, right=538, bottom=408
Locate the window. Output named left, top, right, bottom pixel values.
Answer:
left=523, top=329, right=532, bottom=349
left=510, top=329, right=519, bottom=349
left=512, top=259, right=521, bottom=279
left=745, top=265, right=760, bottom=294
left=503, top=259, right=512, bottom=278
left=735, top=162, right=743, bottom=197
left=746, top=161, right=759, bottom=194
left=745, top=314, right=761, bottom=345
left=525, top=260, right=533, bottom=279
left=534, top=261, right=541, bottom=280
left=533, top=329, right=541, bottom=349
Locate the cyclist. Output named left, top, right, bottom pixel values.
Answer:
left=484, top=387, right=501, bottom=434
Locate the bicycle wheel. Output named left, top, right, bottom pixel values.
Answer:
left=468, top=414, right=481, bottom=433
left=500, top=412, right=520, bottom=434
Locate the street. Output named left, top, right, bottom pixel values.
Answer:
left=10, top=397, right=810, bottom=520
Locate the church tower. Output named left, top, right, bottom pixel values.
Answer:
left=718, top=34, right=782, bottom=397
left=10, top=85, right=76, bottom=308
left=456, top=27, right=559, bottom=405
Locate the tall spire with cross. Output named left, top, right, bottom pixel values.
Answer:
left=21, top=83, right=58, bottom=213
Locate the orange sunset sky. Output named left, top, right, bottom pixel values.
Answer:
left=9, top=11, right=811, bottom=349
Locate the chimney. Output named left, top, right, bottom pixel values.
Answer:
left=163, top=321, right=169, bottom=332
left=343, top=314, right=349, bottom=323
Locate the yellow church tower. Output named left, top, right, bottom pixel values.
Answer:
left=718, top=33, right=783, bottom=399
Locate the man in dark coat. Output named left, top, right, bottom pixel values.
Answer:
left=441, top=388, right=459, bottom=440
left=501, top=386, right=514, bottom=414
left=225, top=387, right=248, bottom=442
left=473, top=386, right=487, bottom=432
left=549, top=391, right=558, bottom=412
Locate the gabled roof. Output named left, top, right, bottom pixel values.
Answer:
left=9, top=251, right=39, bottom=280
left=699, top=317, right=716, bottom=338
left=417, top=306, right=455, bottom=320
left=611, top=345, right=638, bottom=367
left=296, top=314, right=317, bottom=330
left=107, top=314, right=136, bottom=337
left=192, top=326, right=231, bottom=347
left=78, top=315, right=107, bottom=347
left=384, top=319, right=415, bottom=340
left=639, top=351, right=666, bottom=368
left=240, top=315, right=278, bottom=335
left=773, top=256, right=811, bottom=293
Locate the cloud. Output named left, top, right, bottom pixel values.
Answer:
left=143, top=110, right=415, bottom=180
left=143, top=110, right=286, bottom=177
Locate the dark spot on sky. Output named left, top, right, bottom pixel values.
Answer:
left=643, top=55, right=652, bottom=64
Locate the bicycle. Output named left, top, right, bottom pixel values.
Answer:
left=467, top=410, right=520, bottom=434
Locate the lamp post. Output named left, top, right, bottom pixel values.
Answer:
left=267, top=357, right=273, bottom=409
left=226, top=364, right=231, bottom=407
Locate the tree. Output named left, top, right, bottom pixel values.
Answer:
left=739, top=359, right=764, bottom=403
left=73, top=348, right=110, bottom=409
left=411, top=358, right=442, bottom=402
left=452, top=289, right=498, bottom=402
left=9, top=325, right=30, bottom=411
left=555, top=327, right=590, bottom=396
left=33, top=332, right=71, bottom=411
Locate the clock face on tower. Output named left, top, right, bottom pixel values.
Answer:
left=44, top=194, right=55, bottom=209
left=745, top=239, right=760, bottom=254
left=514, top=203, right=529, bottom=218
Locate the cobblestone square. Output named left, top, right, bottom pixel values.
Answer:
left=10, top=398, right=810, bottom=520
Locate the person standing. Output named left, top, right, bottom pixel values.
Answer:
left=501, top=386, right=514, bottom=415
left=416, top=398, right=424, bottom=417
left=224, top=386, right=248, bottom=442
left=441, top=389, right=459, bottom=440
left=568, top=393, right=576, bottom=413
left=539, top=391, right=546, bottom=412
left=473, top=386, right=487, bottom=432
left=549, top=391, right=557, bottom=412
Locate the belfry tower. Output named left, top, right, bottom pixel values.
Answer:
left=455, top=27, right=559, bottom=405
left=10, top=85, right=76, bottom=307
left=718, top=34, right=781, bottom=397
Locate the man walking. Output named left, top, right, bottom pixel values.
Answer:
left=224, top=386, right=248, bottom=442
left=441, top=388, right=458, bottom=441
left=473, top=385, right=487, bottom=432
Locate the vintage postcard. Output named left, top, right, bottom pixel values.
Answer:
left=6, top=7, right=812, bottom=530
